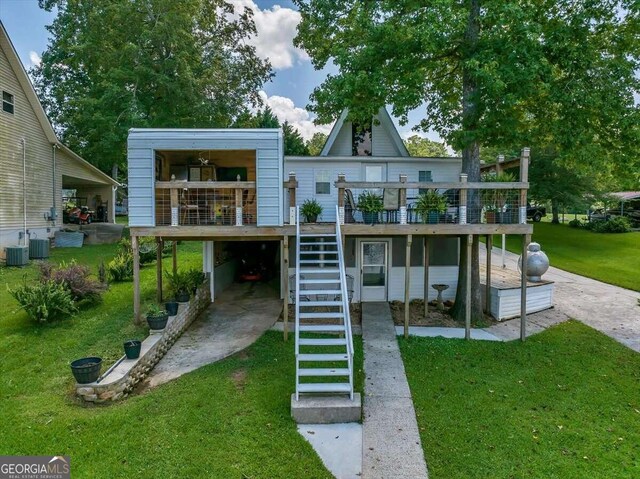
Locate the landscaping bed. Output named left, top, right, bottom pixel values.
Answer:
left=390, top=299, right=497, bottom=328
left=400, top=320, right=640, bottom=478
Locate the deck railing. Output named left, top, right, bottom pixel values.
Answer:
left=335, top=148, right=530, bottom=226
left=155, top=181, right=257, bottom=226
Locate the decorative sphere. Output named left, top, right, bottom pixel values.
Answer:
left=519, top=242, right=549, bottom=282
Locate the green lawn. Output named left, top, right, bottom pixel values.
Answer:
left=0, top=242, right=348, bottom=478
left=400, top=321, right=640, bottom=479
left=492, top=222, right=640, bottom=291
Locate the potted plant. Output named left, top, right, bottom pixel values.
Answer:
left=357, top=191, right=383, bottom=224
left=165, top=270, right=190, bottom=302
left=123, top=339, right=141, bottom=359
left=146, top=304, right=169, bottom=330
left=165, top=300, right=179, bottom=316
left=70, top=357, right=102, bottom=384
left=300, top=198, right=323, bottom=223
left=485, top=205, right=498, bottom=224
left=415, top=190, right=448, bottom=224
left=186, top=268, right=206, bottom=294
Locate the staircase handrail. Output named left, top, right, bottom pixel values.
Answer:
left=295, top=206, right=301, bottom=356
left=335, top=206, right=354, bottom=366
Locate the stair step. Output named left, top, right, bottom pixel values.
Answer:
left=300, top=233, right=336, bottom=238
left=299, top=312, right=345, bottom=319
left=299, top=250, right=338, bottom=255
left=299, top=290, right=342, bottom=295
left=299, top=268, right=340, bottom=274
left=298, top=301, right=343, bottom=307
left=298, top=353, right=348, bottom=362
left=299, top=337, right=346, bottom=346
left=300, top=278, right=341, bottom=284
left=300, top=242, right=337, bottom=247
left=297, top=383, right=352, bottom=393
left=298, top=368, right=350, bottom=377
left=298, top=324, right=345, bottom=332
left=299, top=260, right=340, bottom=264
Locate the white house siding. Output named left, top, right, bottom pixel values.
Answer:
left=371, top=119, right=402, bottom=156
left=491, top=283, right=554, bottom=320
left=127, top=129, right=283, bottom=227
left=326, top=120, right=353, bottom=156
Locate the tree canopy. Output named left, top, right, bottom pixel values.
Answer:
left=34, top=0, right=272, bottom=172
left=404, top=136, right=450, bottom=157
left=306, top=132, right=328, bottom=156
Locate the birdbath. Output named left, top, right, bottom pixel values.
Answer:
left=431, top=284, right=449, bottom=311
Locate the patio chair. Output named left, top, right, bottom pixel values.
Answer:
left=333, top=274, right=355, bottom=303
left=289, top=274, right=310, bottom=303
left=344, top=188, right=356, bottom=223
left=383, top=188, right=399, bottom=223
left=180, top=190, right=201, bottom=225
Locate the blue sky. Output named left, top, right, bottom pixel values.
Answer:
left=0, top=0, right=435, bottom=142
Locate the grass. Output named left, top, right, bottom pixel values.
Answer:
left=400, top=321, right=640, bottom=479
left=0, top=242, right=351, bottom=477
left=491, top=222, right=640, bottom=291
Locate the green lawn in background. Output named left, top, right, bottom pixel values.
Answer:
left=0, top=242, right=339, bottom=478
left=400, top=321, right=640, bottom=479
left=492, top=222, right=639, bottom=291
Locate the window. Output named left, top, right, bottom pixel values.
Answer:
left=352, top=121, right=372, bottom=156
left=2, top=91, right=14, bottom=114
left=365, top=165, right=384, bottom=182
left=418, top=170, right=432, bottom=194
left=315, top=170, right=330, bottom=195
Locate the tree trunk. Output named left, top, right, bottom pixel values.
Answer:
left=450, top=0, right=483, bottom=322
left=551, top=199, right=560, bottom=224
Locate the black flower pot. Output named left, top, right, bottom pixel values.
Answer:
left=123, top=340, right=141, bottom=359
left=304, top=214, right=318, bottom=223
left=176, top=291, right=190, bottom=303
left=362, top=211, right=379, bottom=225
left=146, top=312, right=169, bottom=330
left=70, top=357, right=102, bottom=384
left=165, top=301, right=179, bottom=316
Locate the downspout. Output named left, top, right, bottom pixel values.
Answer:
left=52, top=144, right=57, bottom=225
left=21, top=138, right=27, bottom=245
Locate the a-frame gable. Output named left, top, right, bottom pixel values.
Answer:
left=320, top=107, right=410, bottom=157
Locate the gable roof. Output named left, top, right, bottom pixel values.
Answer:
left=320, top=106, right=410, bottom=157
left=0, top=21, right=119, bottom=186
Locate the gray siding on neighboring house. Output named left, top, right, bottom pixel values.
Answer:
left=127, top=129, right=283, bottom=227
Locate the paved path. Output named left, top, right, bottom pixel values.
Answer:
left=481, top=245, right=640, bottom=351
left=142, top=283, right=281, bottom=389
left=362, top=302, right=429, bottom=479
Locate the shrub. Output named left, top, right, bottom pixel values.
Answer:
left=164, top=270, right=191, bottom=297
left=186, top=268, right=206, bottom=292
left=568, top=219, right=583, bottom=228
left=10, top=280, right=77, bottom=323
left=107, top=252, right=134, bottom=282
left=39, top=260, right=106, bottom=302
left=357, top=191, right=384, bottom=213
left=118, top=237, right=159, bottom=264
left=585, top=217, right=631, bottom=233
left=300, top=199, right=323, bottom=222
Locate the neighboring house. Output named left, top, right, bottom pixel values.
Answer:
left=0, top=22, right=118, bottom=256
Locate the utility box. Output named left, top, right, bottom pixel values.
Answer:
left=29, top=238, right=50, bottom=259
left=5, top=246, right=29, bottom=266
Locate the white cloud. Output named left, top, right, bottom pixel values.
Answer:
left=29, top=51, right=42, bottom=67
left=230, top=0, right=308, bottom=69
left=259, top=91, right=332, bottom=140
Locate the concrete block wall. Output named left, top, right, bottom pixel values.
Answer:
left=75, top=281, right=211, bottom=403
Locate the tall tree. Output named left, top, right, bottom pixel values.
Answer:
left=404, top=135, right=450, bottom=157
left=33, top=0, right=272, bottom=172
left=283, top=121, right=310, bottom=156
left=294, top=0, right=639, bottom=321
left=306, top=132, right=328, bottom=156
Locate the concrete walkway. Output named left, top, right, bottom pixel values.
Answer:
left=362, top=302, right=429, bottom=479
left=142, top=283, right=281, bottom=389
left=481, top=244, right=640, bottom=351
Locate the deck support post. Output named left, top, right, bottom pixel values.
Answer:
left=399, top=174, right=407, bottom=225
left=235, top=187, right=243, bottom=226
left=156, top=237, right=163, bottom=303
left=132, top=235, right=141, bottom=324
left=337, top=173, right=346, bottom=225
left=287, top=173, right=298, bottom=225
left=172, top=241, right=177, bottom=275
left=283, top=235, right=289, bottom=341
left=404, top=234, right=412, bottom=339
left=465, top=234, right=472, bottom=339
left=520, top=233, right=530, bottom=341
left=423, top=236, right=429, bottom=318
left=485, top=234, right=492, bottom=313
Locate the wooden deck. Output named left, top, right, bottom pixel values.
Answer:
left=480, top=262, right=553, bottom=290
left=129, top=222, right=533, bottom=239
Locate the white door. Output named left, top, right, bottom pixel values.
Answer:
left=360, top=241, right=388, bottom=302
